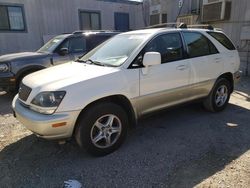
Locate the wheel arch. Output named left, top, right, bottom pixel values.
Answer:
left=217, top=72, right=234, bottom=93
left=73, top=94, right=137, bottom=135
left=16, top=65, right=45, bottom=82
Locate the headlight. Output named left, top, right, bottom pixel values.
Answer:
left=30, top=91, right=66, bottom=114
left=0, top=64, right=9, bottom=72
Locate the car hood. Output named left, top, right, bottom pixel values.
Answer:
left=0, top=52, right=49, bottom=62
left=22, top=61, right=119, bottom=91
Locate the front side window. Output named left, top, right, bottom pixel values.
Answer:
left=0, top=5, right=25, bottom=31
left=183, top=32, right=218, bottom=58
left=69, top=37, right=86, bottom=53
left=144, top=33, right=184, bottom=63
left=37, top=36, right=66, bottom=53
left=79, top=11, right=101, bottom=30
left=207, top=32, right=236, bottom=50
left=80, top=34, right=148, bottom=67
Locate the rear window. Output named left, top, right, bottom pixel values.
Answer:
left=207, top=32, right=236, bottom=50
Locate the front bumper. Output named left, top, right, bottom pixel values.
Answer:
left=12, top=95, right=81, bottom=140
left=0, top=72, right=16, bottom=91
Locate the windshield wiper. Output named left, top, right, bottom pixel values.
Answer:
left=86, top=59, right=105, bottom=66
left=76, top=58, right=117, bottom=67
left=75, top=59, right=86, bottom=63
left=75, top=58, right=104, bottom=66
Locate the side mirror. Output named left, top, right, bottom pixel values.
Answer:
left=142, top=52, right=161, bottom=74
left=58, top=48, right=69, bottom=56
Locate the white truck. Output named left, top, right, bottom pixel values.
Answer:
left=13, top=27, right=241, bottom=156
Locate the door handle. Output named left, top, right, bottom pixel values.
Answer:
left=214, top=57, right=221, bottom=63
left=176, top=65, right=187, bottom=70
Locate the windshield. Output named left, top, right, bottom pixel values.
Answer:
left=80, top=34, right=148, bottom=67
left=37, top=35, right=66, bottom=53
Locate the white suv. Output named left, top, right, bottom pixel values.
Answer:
left=12, top=27, right=241, bottom=156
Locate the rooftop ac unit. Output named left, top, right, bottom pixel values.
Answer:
left=177, top=14, right=199, bottom=25
left=202, top=0, right=231, bottom=22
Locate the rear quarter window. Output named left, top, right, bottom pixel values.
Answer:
left=207, top=32, right=236, bottom=50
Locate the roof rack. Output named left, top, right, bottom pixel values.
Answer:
left=185, top=24, right=214, bottom=30
left=72, top=30, right=119, bottom=34
left=145, top=23, right=179, bottom=29
left=145, top=23, right=216, bottom=30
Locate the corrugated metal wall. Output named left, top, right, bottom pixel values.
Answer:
left=149, top=0, right=250, bottom=75
left=208, top=0, right=250, bottom=75
left=0, top=0, right=144, bottom=55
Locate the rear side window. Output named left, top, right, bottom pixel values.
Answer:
left=183, top=32, right=218, bottom=58
left=86, top=35, right=112, bottom=51
left=207, top=32, right=236, bottom=50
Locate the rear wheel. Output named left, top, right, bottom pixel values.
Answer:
left=75, top=102, right=129, bottom=156
left=203, top=78, right=231, bottom=112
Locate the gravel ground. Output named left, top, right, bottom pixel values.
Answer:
left=0, top=77, right=249, bottom=188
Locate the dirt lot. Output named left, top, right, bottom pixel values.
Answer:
left=0, top=77, right=250, bottom=188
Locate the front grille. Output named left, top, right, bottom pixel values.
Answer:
left=19, top=83, right=32, bottom=102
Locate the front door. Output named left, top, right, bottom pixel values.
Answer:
left=52, top=38, right=73, bottom=65
left=138, top=33, right=190, bottom=115
left=53, top=37, right=86, bottom=65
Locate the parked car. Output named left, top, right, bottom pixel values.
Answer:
left=13, top=26, right=241, bottom=156
left=0, top=31, right=119, bottom=92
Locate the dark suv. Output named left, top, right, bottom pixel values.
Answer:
left=0, top=31, right=119, bottom=92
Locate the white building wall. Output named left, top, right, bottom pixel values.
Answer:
left=0, top=0, right=144, bottom=55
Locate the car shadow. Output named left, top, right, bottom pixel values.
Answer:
left=0, top=102, right=249, bottom=187
left=0, top=92, right=15, bottom=115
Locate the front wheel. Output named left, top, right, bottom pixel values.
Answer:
left=203, top=78, right=231, bottom=112
left=75, top=102, right=129, bottom=156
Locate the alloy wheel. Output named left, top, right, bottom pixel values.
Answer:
left=215, top=85, right=228, bottom=107
left=90, top=114, right=122, bottom=149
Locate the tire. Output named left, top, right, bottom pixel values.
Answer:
left=75, top=102, right=129, bottom=156
left=203, top=78, right=231, bottom=112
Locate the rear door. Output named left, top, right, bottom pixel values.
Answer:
left=207, top=31, right=239, bottom=73
left=138, top=32, right=190, bottom=115
left=182, top=31, right=223, bottom=97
